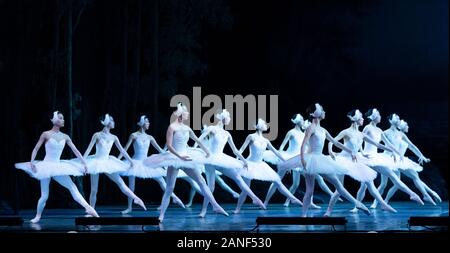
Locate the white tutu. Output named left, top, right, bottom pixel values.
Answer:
left=120, top=159, right=166, bottom=178
left=239, top=161, right=280, bottom=181
left=15, top=160, right=83, bottom=180
left=396, top=156, right=423, bottom=172
left=364, top=152, right=398, bottom=171
left=205, top=153, right=246, bottom=173
left=335, top=153, right=377, bottom=182
left=72, top=155, right=128, bottom=174
left=143, top=148, right=206, bottom=171
left=263, top=150, right=303, bottom=171
left=279, top=153, right=347, bottom=175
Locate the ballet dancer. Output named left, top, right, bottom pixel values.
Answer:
left=119, top=115, right=185, bottom=214
left=279, top=103, right=371, bottom=217
left=263, top=114, right=338, bottom=208
left=324, top=109, right=397, bottom=216
left=15, top=111, right=98, bottom=223
left=381, top=119, right=441, bottom=205
left=234, top=118, right=303, bottom=214
left=193, top=109, right=266, bottom=217
left=79, top=114, right=146, bottom=211
left=354, top=112, right=424, bottom=211
left=143, top=103, right=228, bottom=221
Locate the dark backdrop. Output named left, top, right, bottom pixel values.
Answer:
left=0, top=0, right=447, bottom=211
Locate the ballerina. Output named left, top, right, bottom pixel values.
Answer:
left=324, top=109, right=397, bottom=216
left=354, top=112, right=424, bottom=211
left=234, top=118, right=303, bottom=214
left=15, top=111, right=98, bottom=223
left=143, top=103, right=228, bottom=221
left=79, top=114, right=146, bottom=211
left=193, top=109, right=266, bottom=217
left=278, top=103, right=371, bottom=217
left=263, top=114, right=338, bottom=208
left=381, top=119, right=441, bottom=205
left=119, top=115, right=185, bottom=214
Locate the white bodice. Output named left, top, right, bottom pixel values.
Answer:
left=43, top=138, right=66, bottom=162
left=308, top=127, right=326, bottom=154
left=247, top=134, right=268, bottom=162
left=132, top=137, right=150, bottom=160
left=94, top=137, right=114, bottom=159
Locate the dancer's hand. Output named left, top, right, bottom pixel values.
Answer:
left=83, top=165, right=88, bottom=174
left=243, top=162, right=248, bottom=170
left=391, top=154, right=397, bottom=163
left=329, top=151, right=336, bottom=160
left=180, top=155, right=192, bottom=161
left=30, top=162, right=37, bottom=173
left=204, top=151, right=210, bottom=158
left=130, top=161, right=136, bottom=169
left=351, top=154, right=357, bottom=162
left=418, top=156, right=430, bottom=165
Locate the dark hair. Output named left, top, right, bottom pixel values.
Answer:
left=347, top=109, right=358, bottom=121
left=305, top=104, right=317, bottom=120
left=365, top=109, right=374, bottom=119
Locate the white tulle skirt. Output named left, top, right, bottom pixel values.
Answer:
left=204, top=153, right=246, bottom=173
left=335, top=153, right=377, bottom=182
left=239, top=160, right=280, bottom=181
left=143, top=148, right=206, bottom=171
left=364, top=152, right=398, bottom=171
left=279, top=152, right=347, bottom=175
left=120, top=159, right=166, bottom=178
left=72, top=155, right=128, bottom=174
left=15, top=160, right=83, bottom=180
left=263, top=150, right=302, bottom=171
left=395, top=157, right=423, bottom=172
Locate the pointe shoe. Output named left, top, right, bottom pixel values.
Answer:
left=338, top=197, right=344, bottom=202
left=157, top=206, right=161, bottom=211
left=381, top=204, right=397, bottom=213
left=134, top=198, right=147, bottom=210
left=292, top=198, right=303, bottom=206
left=232, top=192, right=240, bottom=199
left=310, top=203, right=321, bottom=209
left=185, top=202, right=193, bottom=208
left=423, top=195, right=437, bottom=206
left=356, top=203, right=371, bottom=216
left=233, top=209, right=240, bottom=214
left=198, top=210, right=207, bottom=218
left=323, top=211, right=331, bottom=217
left=431, top=192, right=442, bottom=203
left=173, top=198, right=186, bottom=209
left=410, top=194, right=424, bottom=205
left=370, top=203, right=378, bottom=209
left=252, top=199, right=266, bottom=210
left=121, top=208, right=132, bottom=214
left=158, top=215, right=164, bottom=222
left=30, top=216, right=41, bottom=223
left=86, top=208, right=100, bottom=218
left=283, top=199, right=291, bottom=207
left=349, top=207, right=358, bottom=213
left=213, top=207, right=229, bottom=217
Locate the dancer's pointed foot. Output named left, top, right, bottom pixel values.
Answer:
left=173, top=196, right=186, bottom=209
left=158, top=215, right=164, bottom=222
left=338, top=197, right=344, bottom=202
left=252, top=198, right=266, bottom=210
left=121, top=208, right=132, bottom=214
left=232, top=192, right=240, bottom=199
left=381, top=203, right=397, bottom=213
left=324, top=211, right=331, bottom=217
left=431, top=191, right=442, bottom=203
left=349, top=207, right=358, bottom=213
left=410, top=194, right=424, bottom=205
left=233, top=209, right=241, bottom=214
left=356, top=203, right=371, bottom=216
left=213, top=206, right=229, bottom=217
left=134, top=198, right=147, bottom=210
left=311, top=203, right=321, bottom=209
left=198, top=209, right=207, bottom=218
left=30, top=216, right=41, bottom=223
left=283, top=199, right=291, bottom=207
left=157, top=205, right=161, bottom=211
left=86, top=207, right=99, bottom=217
left=186, top=202, right=193, bottom=208
left=292, top=198, right=303, bottom=206
left=423, top=195, right=437, bottom=206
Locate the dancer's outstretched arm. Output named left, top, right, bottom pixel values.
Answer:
left=238, top=135, right=252, bottom=155
left=226, top=133, right=248, bottom=169
left=189, top=128, right=210, bottom=158
left=65, top=134, right=88, bottom=173
left=278, top=131, right=292, bottom=151
left=118, top=133, right=135, bottom=160
left=113, top=136, right=134, bottom=165
left=29, top=132, right=47, bottom=172
left=327, top=130, right=346, bottom=159
left=192, top=127, right=211, bottom=148
left=400, top=133, right=430, bottom=163
left=267, top=141, right=286, bottom=162
left=363, top=133, right=401, bottom=158
left=149, top=135, right=165, bottom=153
left=325, top=130, right=356, bottom=161
left=83, top=133, right=98, bottom=158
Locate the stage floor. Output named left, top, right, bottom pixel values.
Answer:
left=1, top=201, right=448, bottom=233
